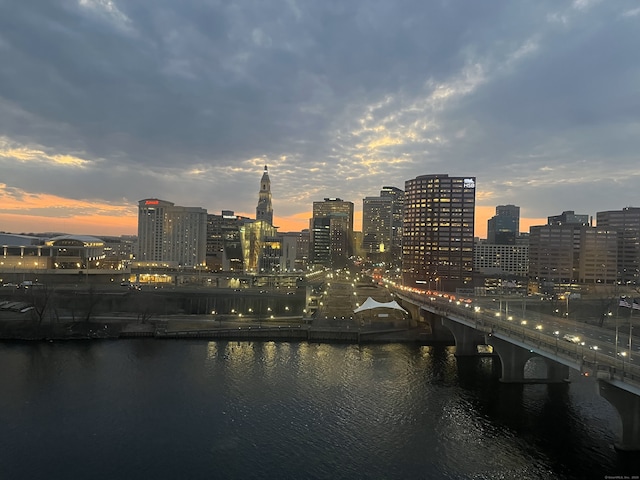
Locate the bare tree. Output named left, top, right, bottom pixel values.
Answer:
left=26, top=284, right=56, bottom=327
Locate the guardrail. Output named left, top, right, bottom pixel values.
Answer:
left=395, top=289, right=640, bottom=389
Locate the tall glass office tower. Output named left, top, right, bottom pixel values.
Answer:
left=402, top=174, right=475, bottom=292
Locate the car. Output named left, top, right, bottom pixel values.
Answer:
left=563, top=334, right=581, bottom=343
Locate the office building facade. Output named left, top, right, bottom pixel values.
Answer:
left=474, top=242, right=529, bottom=277
left=362, top=186, right=404, bottom=267
left=528, top=210, right=617, bottom=292
left=487, top=204, right=520, bottom=245
left=596, top=207, right=640, bottom=285
left=205, top=211, right=250, bottom=272
left=402, top=174, right=475, bottom=292
left=311, top=198, right=354, bottom=267
left=137, top=199, right=207, bottom=267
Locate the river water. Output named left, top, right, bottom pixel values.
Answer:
left=0, top=340, right=637, bottom=480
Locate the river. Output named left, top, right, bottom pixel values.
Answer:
left=0, top=340, right=637, bottom=479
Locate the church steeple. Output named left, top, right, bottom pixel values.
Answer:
left=256, top=165, right=273, bottom=225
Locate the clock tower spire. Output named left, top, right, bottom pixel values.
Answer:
left=256, top=165, right=273, bottom=225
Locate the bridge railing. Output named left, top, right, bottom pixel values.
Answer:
left=394, top=289, right=640, bottom=387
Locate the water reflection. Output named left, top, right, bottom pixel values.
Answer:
left=0, top=340, right=637, bottom=479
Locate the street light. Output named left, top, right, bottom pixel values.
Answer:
left=620, top=351, right=627, bottom=376
left=592, top=345, right=599, bottom=365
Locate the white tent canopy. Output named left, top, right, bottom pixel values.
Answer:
left=353, top=297, right=409, bottom=314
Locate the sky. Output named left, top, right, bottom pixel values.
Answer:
left=1, top=0, right=639, bottom=238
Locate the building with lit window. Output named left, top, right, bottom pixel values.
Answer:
left=578, top=227, right=618, bottom=285
left=474, top=242, right=529, bottom=277
left=280, top=230, right=309, bottom=272
left=311, top=198, right=354, bottom=267
left=596, top=207, right=640, bottom=285
left=137, top=199, right=207, bottom=267
left=238, top=219, right=280, bottom=273
left=362, top=186, right=404, bottom=267
left=528, top=211, right=617, bottom=292
left=205, top=211, right=251, bottom=272
left=402, top=174, right=475, bottom=293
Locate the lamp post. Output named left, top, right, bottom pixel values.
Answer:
left=620, top=351, right=627, bottom=376
left=592, top=345, right=598, bottom=365
left=629, top=305, right=634, bottom=361
left=615, top=305, right=620, bottom=358
left=554, top=330, right=560, bottom=354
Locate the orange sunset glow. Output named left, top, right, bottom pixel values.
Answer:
left=0, top=188, right=545, bottom=239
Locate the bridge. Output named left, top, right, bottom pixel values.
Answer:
left=390, top=284, right=640, bottom=452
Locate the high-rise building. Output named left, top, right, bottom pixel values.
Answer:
left=528, top=210, right=617, bottom=292
left=578, top=227, right=618, bottom=284
left=239, top=219, right=279, bottom=273
left=362, top=186, right=404, bottom=267
left=362, top=196, right=391, bottom=255
left=528, top=224, right=580, bottom=289
left=256, top=165, right=273, bottom=225
left=310, top=217, right=331, bottom=266
left=137, top=199, right=207, bottom=267
left=487, top=204, right=520, bottom=245
left=311, top=198, right=354, bottom=267
left=205, top=211, right=250, bottom=272
left=381, top=186, right=405, bottom=266
left=596, top=207, right=640, bottom=285
left=402, top=174, right=475, bottom=292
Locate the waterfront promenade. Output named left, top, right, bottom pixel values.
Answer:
left=0, top=276, right=431, bottom=344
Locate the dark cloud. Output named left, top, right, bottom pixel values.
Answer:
left=0, top=0, right=639, bottom=226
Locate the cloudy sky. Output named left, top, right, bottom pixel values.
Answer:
left=1, top=0, right=639, bottom=237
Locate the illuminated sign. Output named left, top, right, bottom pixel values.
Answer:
left=463, top=178, right=475, bottom=189
left=145, top=200, right=160, bottom=205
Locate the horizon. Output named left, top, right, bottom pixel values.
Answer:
left=1, top=2, right=638, bottom=240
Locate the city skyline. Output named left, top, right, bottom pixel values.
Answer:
left=1, top=1, right=639, bottom=237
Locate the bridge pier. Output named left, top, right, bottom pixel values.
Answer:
left=597, top=380, right=640, bottom=451
left=441, top=318, right=485, bottom=356
left=488, top=336, right=570, bottom=383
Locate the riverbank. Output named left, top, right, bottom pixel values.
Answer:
left=0, top=314, right=444, bottom=345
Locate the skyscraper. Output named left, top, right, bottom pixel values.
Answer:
left=137, top=199, right=207, bottom=267
left=205, top=210, right=250, bottom=272
left=256, top=165, right=273, bottom=225
left=362, top=186, right=404, bottom=267
left=487, top=204, right=520, bottom=244
left=311, top=198, right=354, bottom=267
left=362, top=196, right=392, bottom=254
left=402, top=174, right=475, bottom=292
